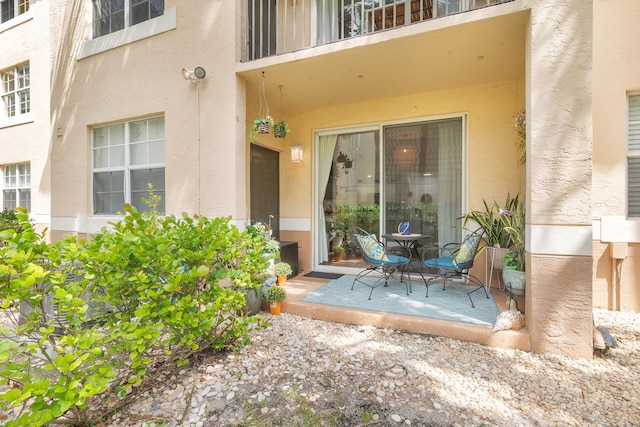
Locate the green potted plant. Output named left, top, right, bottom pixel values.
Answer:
left=272, top=120, right=290, bottom=138
left=274, top=261, right=292, bottom=286
left=332, top=245, right=345, bottom=262
left=249, top=116, right=274, bottom=143
left=264, top=285, right=287, bottom=314
left=500, top=196, right=525, bottom=296
left=461, top=193, right=522, bottom=270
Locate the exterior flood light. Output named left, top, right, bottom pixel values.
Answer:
left=182, top=66, right=206, bottom=82
left=290, top=145, right=304, bottom=163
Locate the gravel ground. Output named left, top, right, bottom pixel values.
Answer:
left=103, top=308, right=640, bottom=427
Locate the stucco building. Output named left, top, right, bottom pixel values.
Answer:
left=1, top=0, right=638, bottom=359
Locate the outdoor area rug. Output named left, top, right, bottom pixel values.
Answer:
left=303, top=271, right=344, bottom=280
left=301, top=275, right=500, bottom=326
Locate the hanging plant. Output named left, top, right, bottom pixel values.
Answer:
left=513, top=108, right=526, bottom=165
left=272, top=120, right=290, bottom=139
left=250, top=72, right=273, bottom=144
left=250, top=116, right=274, bottom=143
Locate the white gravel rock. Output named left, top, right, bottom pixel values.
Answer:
left=90, top=308, right=640, bottom=426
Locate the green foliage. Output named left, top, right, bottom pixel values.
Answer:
left=461, top=193, right=522, bottom=249
left=514, top=108, right=526, bottom=165
left=274, top=262, right=292, bottom=276
left=331, top=245, right=345, bottom=254
left=272, top=121, right=290, bottom=138
left=500, top=196, right=526, bottom=271
left=249, top=116, right=274, bottom=143
left=245, top=222, right=279, bottom=259
left=0, top=210, right=27, bottom=243
left=335, top=204, right=380, bottom=238
left=263, top=286, right=286, bottom=303
left=0, top=205, right=268, bottom=426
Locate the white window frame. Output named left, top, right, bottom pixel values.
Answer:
left=1, top=162, right=30, bottom=212
left=92, top=0, right=165, bottom=39
left=0, top=0, right=29, bottom=24
left=1, top=62, right=30, bottom=120
left=628, top=93, right=640, bottom=217
left=91, top=116, right=165, bottom=215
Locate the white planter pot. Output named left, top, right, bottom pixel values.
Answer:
left=486, top=246, right=509, bottom=271
left=502, top=269, right=526, bottom=296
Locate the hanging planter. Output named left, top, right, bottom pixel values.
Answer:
left=249, top=71, right=291, bottom=143
left=273, top=120, right=290, bottom=139
left=250, top=72, right=273, bottom=143
left=250, top=116, right=274, bottom=143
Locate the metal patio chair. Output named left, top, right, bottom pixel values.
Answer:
left=423, top=228, right=489, bottom=308
left=351, top=227, right=412, bottom=300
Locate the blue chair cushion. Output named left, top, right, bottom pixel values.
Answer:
left=425, top=256, right=456, bottom=269
left=453, top=234, right=479, bottom=268
left=356, top=234, right=390, bottom=262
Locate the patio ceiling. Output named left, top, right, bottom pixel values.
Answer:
left=237, top=9, right=528, bottom=115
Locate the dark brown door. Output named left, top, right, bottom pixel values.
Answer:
left=250, top=145, right=280, bottom=239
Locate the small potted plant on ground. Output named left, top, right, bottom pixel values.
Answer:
left=332, top=245, right=345, bottom=262
left=264, top=285, right=287, bottom=315
left=250, top=116, right=274, bottom=143
left=274, top=261, right=293, bottom=286
left=272, top=120, right=290, bottom=138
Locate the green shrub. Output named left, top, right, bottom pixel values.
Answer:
left=0, top=206, right=268, bottom=426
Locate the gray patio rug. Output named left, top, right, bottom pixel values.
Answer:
left=301, top=275, right=500, bottom=326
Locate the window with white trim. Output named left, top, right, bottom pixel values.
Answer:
left=92, top=0, right=165, bottom=38
left=2, top=163, right=30, bottom=211
left=1, top=62, right=30, bottom=119
left=629, top=94, right=640, bottom=217
left=92, top=116, right=165, bottom=214
left=0, top=0, right=29, bottom=23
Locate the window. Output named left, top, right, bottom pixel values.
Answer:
left=0, top=0, right=29, bottom=23
left=628, top=94, right=640, bottom=217
left=1, top=62, right=30, bottom=119
left=92, top=116, right=165, bottom=214
left=2, top=163, right=30, bottom=211
left=92, top=0, right=164, bottom=38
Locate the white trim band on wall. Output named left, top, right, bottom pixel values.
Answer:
left=528, top=225, right=592, bottom=257
left=280, top=218, right=311, bottom=232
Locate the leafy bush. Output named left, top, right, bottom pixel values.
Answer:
left=0, top=206, right=268, bottom=426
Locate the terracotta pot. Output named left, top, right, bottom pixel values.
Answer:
left=269, top=301, right=281, bottom=315
left=334, top=253, right=343, bottom=262
left=277, top=274, right=287, bottom=287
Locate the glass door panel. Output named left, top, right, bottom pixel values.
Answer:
left=318, top=130, right=380, bottom=266
left=383, top=118, right=462, bottom=259
left=314, top=117, right=463, bottom=270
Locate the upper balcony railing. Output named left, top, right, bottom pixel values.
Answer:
left=243, top=0, right=511, bottom=62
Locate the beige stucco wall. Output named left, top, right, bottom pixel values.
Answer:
left=0, top=1, right=52, bottom=229
left=286, top=81, right=525, bottom=217
left=591, top=0, right=640, bottom=312
left=526, top=0, right=594, bottom=358
left=50, top=1, right=249, bottom=238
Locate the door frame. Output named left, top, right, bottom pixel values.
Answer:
left=311, top=114, right=468, bottom=273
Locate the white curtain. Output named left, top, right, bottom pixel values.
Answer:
left=317, top=134, right=338, bottom=262
left=437, top=119, right=462, bottom=245
left=316, top=0, right=335, bottom=44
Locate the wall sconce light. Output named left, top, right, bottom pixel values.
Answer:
left=290, top=145, right=304, bottom=163
left=182, top=66, right=206, bottom=83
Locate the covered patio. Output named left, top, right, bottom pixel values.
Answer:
left=276, top=274, right=530, bottom=352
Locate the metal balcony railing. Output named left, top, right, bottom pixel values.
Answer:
left=243, top=0, right=511, bottom=62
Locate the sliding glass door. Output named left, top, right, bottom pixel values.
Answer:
left=315, top=116, right=463, bottom=269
